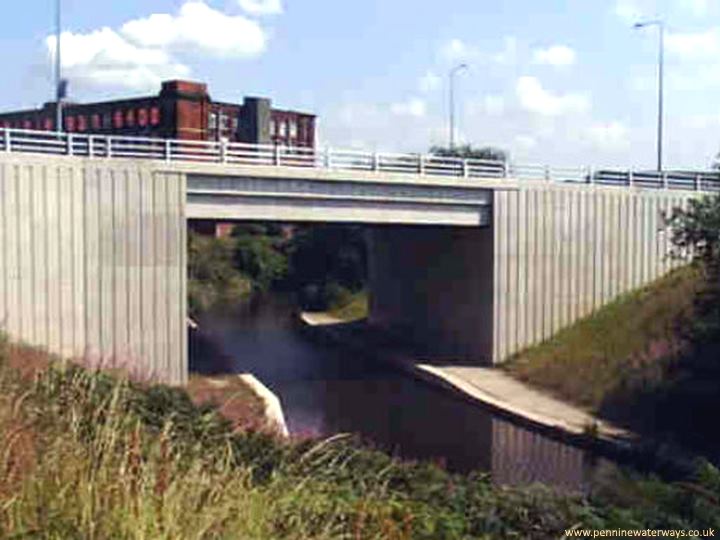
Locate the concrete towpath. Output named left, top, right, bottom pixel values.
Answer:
left=300, top=313, right=634, bottom=446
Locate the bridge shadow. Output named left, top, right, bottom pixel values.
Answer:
left=595, top=340, right=720, bottom=462
left=592, top=278, right=720, bottom=463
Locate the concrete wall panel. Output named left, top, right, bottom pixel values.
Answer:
left=0, top=155, right=186, bottom=384
left=492, top=184, right=695, bottom=362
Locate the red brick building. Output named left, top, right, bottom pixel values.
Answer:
left=0, top=80, right=317, bottom=238
left=0, top=80, right=316, bottom=148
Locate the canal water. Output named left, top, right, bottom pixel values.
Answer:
left=190, top=294, right=616, bottom=492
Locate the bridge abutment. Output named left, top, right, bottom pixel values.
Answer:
left=0, top=155, right=187, bottom=384
left=368, top=184, right=694, bottom=365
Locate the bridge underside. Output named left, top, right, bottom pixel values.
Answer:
left=185, top=173, right=492, bottom=227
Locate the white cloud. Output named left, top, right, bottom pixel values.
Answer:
left=586, top=121, right=630, bottom=150
left=439, top=36, right=517, bottom=65
left=46, top=28, right=190, bottom=91
left=418, top=71, right=441, bottom=93
left=45, top=1, right=270, bottom=92
left=121, top=2, right=266, bottom=58
left=515, top=76, right=590, bottom=116
left=441, top=38, right=473, bottom=62
left=532, top=45, right=576, bottom=67
left=237, top=0, right=284, bottom=16
left=390, top=98, right=427, bottom=117
left=666, top=28, right=720, bottom=59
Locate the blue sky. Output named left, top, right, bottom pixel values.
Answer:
left=3, top=0, right=720, bottom=168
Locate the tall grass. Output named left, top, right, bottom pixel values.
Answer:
left=0, top=363, right=414, bottom=539
left=2, top=341, right=720, bottom=538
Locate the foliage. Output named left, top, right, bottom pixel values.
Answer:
left=231, top=225, right=289, bottom=291
left=2, top=343, right=720, bottom=538
left=288, top=225, right=368, bottom=310
left=668, top=194, right=720, bottom=276
left=187, top=223, right=369, bottom=313
left=187, top=232, right=252, bottom=314
left=430, top=144, right=508, bottom=162
left=666, top=193, right=720, bottom=341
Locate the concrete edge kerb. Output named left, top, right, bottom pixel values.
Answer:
left=299, top=314, right=637, bottom=452
left=238, top=373, right=289, bottom=438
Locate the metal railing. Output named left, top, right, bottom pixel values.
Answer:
left=1, top=127, right=718, bottom=191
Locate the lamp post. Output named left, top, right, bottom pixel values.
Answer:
left=55, top=0, right=63, bottom=133
left=634, top=19, right=665, bottom=171
left=449, top=63, right=468, bottom=150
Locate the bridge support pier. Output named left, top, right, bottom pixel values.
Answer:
left=367, top=225, right=495, bottom=364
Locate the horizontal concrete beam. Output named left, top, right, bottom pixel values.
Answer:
left=186, top=173, right=493, bottom=226
left=188, top=195, right=490, bottom=226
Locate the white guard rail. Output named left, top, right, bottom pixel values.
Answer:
left=1, top=128, right=718, bottom=192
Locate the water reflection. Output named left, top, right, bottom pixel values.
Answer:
left=190, top=294, right=612, bottom=491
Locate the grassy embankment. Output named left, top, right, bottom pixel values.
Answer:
left=506, top=265, right=720, bottom=451
left=2, top=335, right=720, bottom=538
left=324, top=290, right=369, bottom=322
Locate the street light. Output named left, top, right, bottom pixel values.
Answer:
left=634, top=19, right=665, bottom=171
left=449, top=63, right=468, bottom=150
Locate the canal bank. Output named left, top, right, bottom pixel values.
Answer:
left=297, top=312, right=703, bottom=477
left=299, top=312, right=629, bottom=440
left=190, top=294, right=622, bottom=491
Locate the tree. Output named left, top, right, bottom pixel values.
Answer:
left=187, top=232, right=252, bottom=314
left=231, top=225, right=289, bottom=291
left=668, top=194, right=720, bottom=340
left=429, top=144, right=508, bottom=162
left=668, top=194, right=720, bottom=278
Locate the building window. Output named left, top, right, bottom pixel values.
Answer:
left=23, top=119, right=32, bottom=130
left=113, top=110, right=124, bottom=129
left=65, top=116, right=76, bottom=132
left=91, top=114, right=101, bottom=130
left=232, top=117, right=239, bottom=131
left=103, top=113, right=111, bottom=129
left=77, top=115, right=87, bottom=132
left=270, top=119, right=277, bottom=136
left=44, top=118, right=53, bottom=131
left=138, top=108, right=148, bottom=127
left=219, top=112, right=229, bottom=131
left=150, top=107, right=160, bottom=126
left=126, top=109, right=135, bottom=127
left=279, top=120, right=287, bottom=137
left=289, top=120, right=297, bottom=139
left=208, top=112, right=217, bottom=130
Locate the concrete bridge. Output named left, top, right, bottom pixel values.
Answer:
left=0, top=128, right=714, bottom=384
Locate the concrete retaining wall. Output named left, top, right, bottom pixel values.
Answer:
left=368, top=183, right=695, bottom=365
left=0, top=155, right=187, bottom=384
left=493, top=184, right=691, bottom=361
